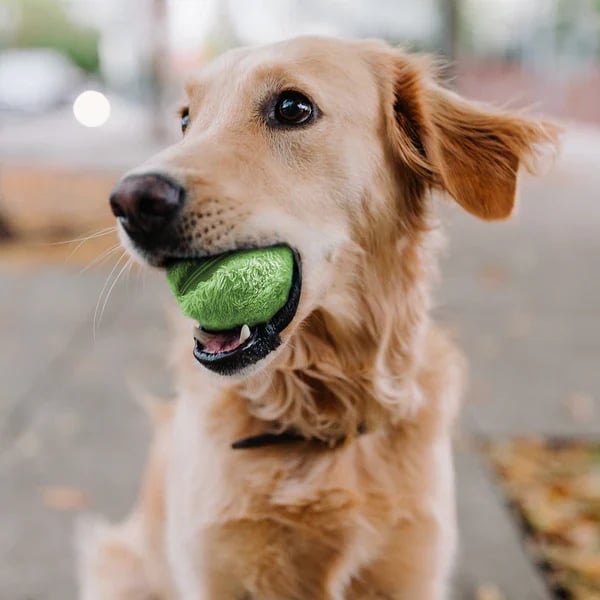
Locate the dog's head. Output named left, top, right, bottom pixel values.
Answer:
left=111, top=36, right=556, bottom=377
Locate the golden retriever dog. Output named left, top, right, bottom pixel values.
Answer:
left=77, top=36, right=557, bottom=599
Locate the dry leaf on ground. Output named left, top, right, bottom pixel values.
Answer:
left=41, top=486, right=89, bottom=511
left=490, top=438, right=600, bottom=599
left=475, top=582, right=505, bottom=600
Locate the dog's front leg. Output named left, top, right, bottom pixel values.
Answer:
left=166, top=523, right=252, bottom=600
left=168, top=555, right=251, bottom=600
left=347, top=515, right=455, bottom=600
left=397, top=444, right=457, bottom=600
left=349, top=439, right=457, bottom=600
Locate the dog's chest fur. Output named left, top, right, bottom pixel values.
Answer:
left=164, top=333, right=461, bottom=599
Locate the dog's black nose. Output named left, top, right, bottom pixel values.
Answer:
left=110, top=174, right=184, bottom=239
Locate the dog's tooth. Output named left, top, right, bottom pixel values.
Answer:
left=193, top=325, right=212, bottom=344
left=239, top=324, right=251, bottom=344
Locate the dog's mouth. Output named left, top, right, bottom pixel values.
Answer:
left=186, top=250, right=302, bottom=376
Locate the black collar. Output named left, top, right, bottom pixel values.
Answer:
left=231, top=424, right=367, bottom=450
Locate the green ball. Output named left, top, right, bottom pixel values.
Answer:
left=166, top=247, right=294, bottom=331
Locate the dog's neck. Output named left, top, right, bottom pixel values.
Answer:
left=237, top=224, right=437, bottom=442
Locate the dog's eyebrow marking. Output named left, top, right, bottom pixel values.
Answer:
left=184, top=79, right=205, bottom=101
left=251, top=63, right=316, bottom=95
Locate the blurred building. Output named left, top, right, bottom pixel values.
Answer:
left=1, top=0, right=599, bottom=125
left=0, top=0, right=597, bottom=241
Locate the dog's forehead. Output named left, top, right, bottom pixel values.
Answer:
left=184, top=36, right=374, bottom=102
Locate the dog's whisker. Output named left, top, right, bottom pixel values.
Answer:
left=123, top=258, right=137, bottom=292
left=51, top=226, right=117, bottom=247
left=93, top=251, right=127, bottom=340
left=137, top=263, right=149, bottom=292
left=61, top=226, right=118, bottom=263
left=97, top=256, right=133, bottom=334
left=79, top=244, right=122, bottom=274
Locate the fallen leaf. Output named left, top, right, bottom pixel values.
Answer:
left=475, top=583, right=505, bottom=600
left=478, top=264, right=510, bottom=289
left=489, top=439, right=600, bottom=597
left=42, top=486, right=89, bottom=511
left=564, top=392, right=595, bottom=424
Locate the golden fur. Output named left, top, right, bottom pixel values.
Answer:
left=78, top=37, right=557, bottom=599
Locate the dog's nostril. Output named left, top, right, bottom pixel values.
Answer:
left=109, top=192, right=126, bottom=219
left=109, top=173, right=185, bottom=237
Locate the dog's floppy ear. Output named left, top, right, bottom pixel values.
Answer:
left=379, top=50, right=559, bottom=220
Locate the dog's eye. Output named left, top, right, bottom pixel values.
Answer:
left=181, top=108, right=190, bottom=134
left=274, top=91, right=314, bottom=126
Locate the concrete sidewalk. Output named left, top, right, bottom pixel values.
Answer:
left=1, top=126, right=599, bottom=599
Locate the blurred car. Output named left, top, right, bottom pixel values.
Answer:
left=0, top=48, right=84, bottom=114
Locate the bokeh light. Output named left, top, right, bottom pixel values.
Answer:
left=72, top=90, right=111, bottom=127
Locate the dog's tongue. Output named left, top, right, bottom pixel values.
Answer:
left=194, top=325, right=249, bottom=355
left=202, top=331, right=242, bottom=354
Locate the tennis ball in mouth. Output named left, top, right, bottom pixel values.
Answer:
left=166, top=247, right=294, bottom=332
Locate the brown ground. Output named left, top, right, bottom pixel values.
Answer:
left=491, top=439, right=600, bottom=600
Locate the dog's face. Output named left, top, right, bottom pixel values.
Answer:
left=111, top=36, right=555, bottom=376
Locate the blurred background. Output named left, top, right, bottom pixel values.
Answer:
left=0, top=1, right=599, bottom=599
